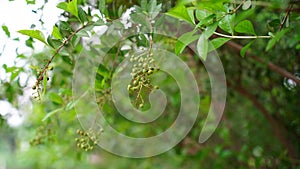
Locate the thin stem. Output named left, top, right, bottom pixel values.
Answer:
left=35, top=23, right=92, bottom=87
left=230, top=0, right=247, bottom=14
left=213, top=31, right=272, bottom=39
left=279, top=2, right=294, bottom=31
left=226, top=41, right=300, bottom=86
left=135, top=84, right=144, bottom=107
left=110, top=42, right=122, bottom=78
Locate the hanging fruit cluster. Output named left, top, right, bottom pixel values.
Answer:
left=30, top=126, right=54, bottom=146
left=75, top=128, right=104, bottom=151
left=127, top=52, right=160, bottom=108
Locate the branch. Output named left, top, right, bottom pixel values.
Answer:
left=228, top=82, right=299, bottom=159
left=279, top=3, right=294, bottom=31
left=213, top=31, right=271, bottom=39
left=34, top=23, right=91, bottom=88
left=225, top=41, right=300, bottom=86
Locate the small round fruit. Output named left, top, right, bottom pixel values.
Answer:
left=139, top=104, right=144, bottom=108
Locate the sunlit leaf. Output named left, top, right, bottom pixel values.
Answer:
left=167, top=5, right=195, bottom=24
left=52, top=26, right=62, bottom=40
left=57, top=0, right=78, bottom=18
left=2, top=25, right=10, bottom=38
left=18, top=29, right=48, bottom=45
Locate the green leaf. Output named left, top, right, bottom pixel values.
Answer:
left=147, top=0, right=162, bottom=19
left=219, top=14, right=235, bottom=35
left=197, top=1, right=228, bottom=12
left=234, top=8, right=255, bottom=24
left=42, top=108, right=64, bottom=121
left=52, top=26, right=62, bottom=40
left=10, top=71, right=20, bottom=81
left=240, top=40, right=254, bottom=57
left=57, top=2, right=68, bottom=12
left=117, top=5, right=124, bottom=17
left=167, top=5, right=195, bottom=25
left=130, top=13, right=151, bottom=32
left=97, top=64, right=110, bottom=79
left=265, top=39, right=276, bottom=51
left=98, top=0, right=106, bottom=14
left=76, top=30, right=90, bottom=37
left=177, top=0, right=194, bottom=5
left=18, top=30, right=48, bottom=45
left=203, top=22, right=218, bottom=39
left=65, top=100, right=79, bottom=111
left=78, top=7, right=87, bottom=23
left=94, top=19, right=105, bottom=26
left=2, top=25, right=10, bottom=38
left=43, top=73, right=47, bottom=95
left=196, top=14, right=216, bottom=27
left=47, top=36, right=62, bottom=49
left=175, top=30, right=200, bottom=55
left=48, top=92, right=64, bottom=104
left=197, top=34, right=209, bottom=60
left=266, top=29, right=289, bottom=51
left=195, top=10, right=209, bottom=21
left=208, top=38, right=230, bottom=52
left=235, top=20, right=256, bottom=35
left=57, top=0, right=78, bottom=18
left=26, top=0, right=35, bottom=4
left=141, top=0, right=147, bottom=11
left=147, top=0, right=157, bottom=13
left=25, top=38, right=34, bottom=49
left=242, top=0, right=252, bottom=10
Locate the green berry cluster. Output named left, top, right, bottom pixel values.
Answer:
left=30, top=126, right=54, bottom=146
left=128, top=53, right=160, bottom=108
left=32, top=66, right=53, bottom=100
left=75, top=128, right=104, bottom=151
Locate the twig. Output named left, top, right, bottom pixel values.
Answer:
left=229, top=0, right=247, bottom=14
left=231, top=83, right=299, bottom=159
left=279, top=2, right=294, bottom=31
left=213, top=31, right=271, bottom=39
left=225, top=41, right=300, bottom=86
left=35, top=23, right=91, bottom=88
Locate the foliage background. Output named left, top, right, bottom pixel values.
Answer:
left=0, top=0, right=300, bottom=168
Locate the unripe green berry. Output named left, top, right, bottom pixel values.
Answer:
left=139, top=104, right=144, bottom=108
